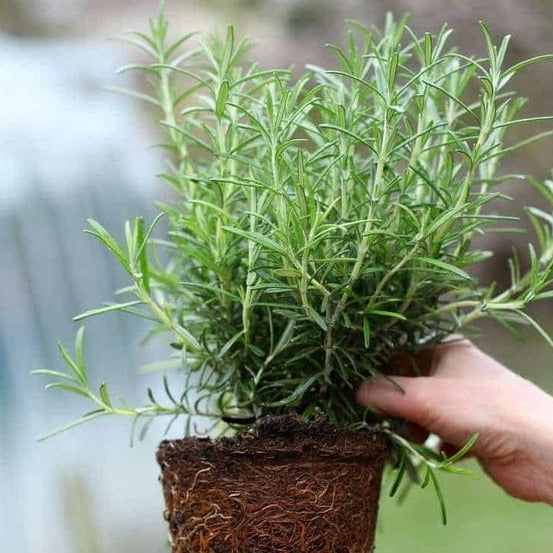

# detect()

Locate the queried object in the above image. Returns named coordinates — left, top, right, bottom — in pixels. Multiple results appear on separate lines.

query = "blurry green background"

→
left=1, top=1, right=552, bottom=552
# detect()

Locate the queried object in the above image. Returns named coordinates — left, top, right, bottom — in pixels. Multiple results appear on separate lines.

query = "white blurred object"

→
left=0, top=34, right=156, bottom=207
left=0, top=33, right=167, bottom=553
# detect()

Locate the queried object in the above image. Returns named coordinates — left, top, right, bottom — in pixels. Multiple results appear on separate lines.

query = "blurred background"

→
left=1, top=1, right=552, bottom=552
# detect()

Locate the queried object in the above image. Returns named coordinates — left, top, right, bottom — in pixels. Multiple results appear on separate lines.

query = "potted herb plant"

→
left=36, top=6, right=553, bottom=553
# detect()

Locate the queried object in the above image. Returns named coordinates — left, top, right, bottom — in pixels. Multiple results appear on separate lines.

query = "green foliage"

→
left=36, top=6, right=553, bottom=519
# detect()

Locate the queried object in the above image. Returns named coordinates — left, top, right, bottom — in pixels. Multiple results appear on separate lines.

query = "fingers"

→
left=356, top=376, right=442, bottom=431
left=356, top=373, right=490, bottom=448
left=356, top=340, right=525, bottom=453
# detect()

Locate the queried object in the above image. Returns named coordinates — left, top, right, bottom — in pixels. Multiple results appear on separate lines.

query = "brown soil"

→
left=157, top=414, right=389, bottom=553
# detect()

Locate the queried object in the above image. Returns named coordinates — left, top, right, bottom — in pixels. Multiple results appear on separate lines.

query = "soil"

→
left=157, top=414, right=389, bottom=553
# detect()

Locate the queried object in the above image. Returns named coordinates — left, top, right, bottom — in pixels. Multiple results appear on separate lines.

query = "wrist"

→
left=538, top=428, right=553, bottom=506
left=520, top=385, right=553, bottom=506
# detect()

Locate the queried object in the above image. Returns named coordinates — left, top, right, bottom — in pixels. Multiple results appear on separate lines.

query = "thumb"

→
left=356, top=376, right=442, bottom=431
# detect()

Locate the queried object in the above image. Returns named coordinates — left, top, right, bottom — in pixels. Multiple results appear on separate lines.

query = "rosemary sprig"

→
left=36, top=6, right=553, bottom=521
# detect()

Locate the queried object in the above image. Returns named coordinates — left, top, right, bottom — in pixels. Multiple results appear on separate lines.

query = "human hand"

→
left=356, top=339, right=553, bottom=505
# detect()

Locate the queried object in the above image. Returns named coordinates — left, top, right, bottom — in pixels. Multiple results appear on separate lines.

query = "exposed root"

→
left=157, top=414, right=388, bottom=553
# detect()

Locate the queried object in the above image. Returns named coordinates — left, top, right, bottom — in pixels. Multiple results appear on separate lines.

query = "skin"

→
left=356, top=339, right=553, bottom=506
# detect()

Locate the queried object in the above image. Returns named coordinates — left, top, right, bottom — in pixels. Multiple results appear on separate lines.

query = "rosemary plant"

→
left=36, top=8, right=553, bottom=520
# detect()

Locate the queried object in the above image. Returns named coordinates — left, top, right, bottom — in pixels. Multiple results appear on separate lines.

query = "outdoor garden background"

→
left=1, top=1, right=552, bottom=551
